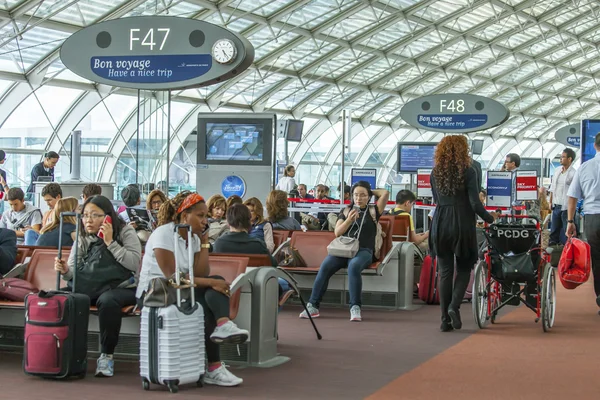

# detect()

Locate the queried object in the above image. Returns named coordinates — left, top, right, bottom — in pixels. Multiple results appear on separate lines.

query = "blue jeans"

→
left=549, top=206, right=567, bottom=245
left=24, top=229, right=40, bottom=245
left=309, top=248, right=373, bottom=309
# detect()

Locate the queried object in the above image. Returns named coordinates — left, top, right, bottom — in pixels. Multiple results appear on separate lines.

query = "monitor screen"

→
left=397, top=142, right=438, bottom=173
left=471, top=139, right=484, bottom=155
left=581, top=119, right=600, bottom=163
left=285, top=120, right=304, bottom=142
left=519, top=158, right=550, bottom=178
left=205, top=122, right=265, bottom=162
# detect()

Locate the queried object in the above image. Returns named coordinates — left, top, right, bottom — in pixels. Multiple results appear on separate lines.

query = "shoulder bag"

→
left=326, top=206, right=366, bottom=259
left=275, top=241, right=307, bottom=267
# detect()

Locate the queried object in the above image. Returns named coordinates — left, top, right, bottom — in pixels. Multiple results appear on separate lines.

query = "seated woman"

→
left=300, top=181, right=388, bottom=322
left=36, top=197, right=79, bottom=247
left=137, top=191, right=248, bottom=387
left=54, top=195, right=141, bottom=377
left=146, top=189, right=167, bottom=229
left=267, top=190, right=302, bottom=231
left=244, top=197, right=274, bottom=253
left=206, top=194, right=228, bottom=244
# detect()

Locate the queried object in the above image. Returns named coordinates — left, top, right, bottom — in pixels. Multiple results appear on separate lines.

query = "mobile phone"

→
left=98, top=215, right=112, bottom=239
left=300, top=224, right=308, bottom=232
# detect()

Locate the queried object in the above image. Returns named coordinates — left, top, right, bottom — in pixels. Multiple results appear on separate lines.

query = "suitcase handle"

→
left=57, top=212, right=81, bottom=291
left=173, top=224, right=195, bottom=307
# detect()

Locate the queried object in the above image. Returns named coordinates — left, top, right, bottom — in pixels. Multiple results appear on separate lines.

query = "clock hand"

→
left=222, top=50, right=228, bottom=57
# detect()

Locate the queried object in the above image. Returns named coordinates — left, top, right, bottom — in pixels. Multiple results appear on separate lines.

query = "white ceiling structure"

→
left=0, top=0, right=595, bottom=186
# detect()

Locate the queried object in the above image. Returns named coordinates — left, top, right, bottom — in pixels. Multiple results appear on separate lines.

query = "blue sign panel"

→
left=91, top=54, right=212, bottom=83
left=581, top=120, right=600, bottom=163
left=566, top=136, right=580, bottom=147
left=221, top=175, right=246, bottom=198
left=417, top=114, right=488, bottom=130
left=486, top=171, right=512, bottom=208
left=351, top=168, right=376, bottom=189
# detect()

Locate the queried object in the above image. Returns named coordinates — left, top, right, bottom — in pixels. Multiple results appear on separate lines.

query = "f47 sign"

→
left=515, top=170, right=538, bottom=201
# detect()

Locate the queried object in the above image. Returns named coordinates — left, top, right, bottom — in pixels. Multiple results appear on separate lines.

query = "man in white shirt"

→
left=549, top=148, right=577, bottom=245
left=567, top=133, right=600, bottom=311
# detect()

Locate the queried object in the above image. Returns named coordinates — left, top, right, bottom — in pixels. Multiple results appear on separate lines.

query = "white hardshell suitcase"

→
left=140, top=224, right=205, bottom=393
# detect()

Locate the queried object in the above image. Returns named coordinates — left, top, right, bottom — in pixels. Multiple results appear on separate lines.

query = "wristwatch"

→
left=201, top=243, right=210, bottom=249
left=567, top=220, right=574, bottom=223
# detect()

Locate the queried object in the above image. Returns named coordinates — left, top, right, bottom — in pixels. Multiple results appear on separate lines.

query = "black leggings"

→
left=437, top=255, right=472, bottom=323
left=93, top=288, right=137, bottom=355
left=195, top=275, right=231, bottom=364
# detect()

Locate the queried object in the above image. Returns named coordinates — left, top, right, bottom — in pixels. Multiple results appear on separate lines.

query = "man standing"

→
left=549, top=148, right=577, bottom=245
left=566, top=133, right=600, bottom=311
left=504, top=153, right=521, bottom=207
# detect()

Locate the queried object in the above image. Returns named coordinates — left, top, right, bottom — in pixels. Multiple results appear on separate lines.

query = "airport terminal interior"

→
left=0, top=0, right=599, bottom=399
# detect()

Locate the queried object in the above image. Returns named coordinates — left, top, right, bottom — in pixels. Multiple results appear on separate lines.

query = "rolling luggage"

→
left=418, top=255, right=439, bottom=304
left=418, top=255, right=474, bottom=305
left=140, top=224, right=205, bottom=393
left=23, top=212, right=90, bottom=379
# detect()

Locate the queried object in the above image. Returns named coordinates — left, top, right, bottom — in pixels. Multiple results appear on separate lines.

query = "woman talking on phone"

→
left=54, top=195, right=142, bottom=377
left=430, top=136, right=496, bottom=332
left=137, top=191, right=248, bottom=387
left=300, top=181, right=389, bottom=322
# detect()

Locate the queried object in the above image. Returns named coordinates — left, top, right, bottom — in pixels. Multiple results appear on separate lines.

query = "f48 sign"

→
left=400, top=94, right=510, bottom=134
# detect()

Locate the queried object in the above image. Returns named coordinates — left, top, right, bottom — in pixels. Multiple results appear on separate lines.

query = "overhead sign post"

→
left=555, top=123, right=580, bottom=148
left=486, top=171, right=512, bottom=208
left=400, top=94, right=510, bottom=133
left=515, top=170, right=538, bottom=201
left=351, top=168, right=376, bottom=190
left=60, top=16, right=255, bottom=90
left=416, top=169, right=432, bottom=198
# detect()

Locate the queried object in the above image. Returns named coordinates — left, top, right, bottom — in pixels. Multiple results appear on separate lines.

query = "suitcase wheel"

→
left=142, top=378, right=150, bottom=391
left=197, top=376, right=204, bottom=387
left=166, top=381, right=178, bottom=393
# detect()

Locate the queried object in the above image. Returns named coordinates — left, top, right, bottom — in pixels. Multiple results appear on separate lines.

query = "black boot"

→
left=448, top=308, right=462, bottom=330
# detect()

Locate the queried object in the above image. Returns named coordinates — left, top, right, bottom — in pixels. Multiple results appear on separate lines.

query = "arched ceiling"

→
left=0, top=0, right=595, bottom=184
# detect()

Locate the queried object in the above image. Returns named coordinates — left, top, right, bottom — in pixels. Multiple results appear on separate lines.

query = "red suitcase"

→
left=418, top=255, right=439, bottom=304
left=23, top=212, right=90, bottom=379
left=418, top=255, right=474, bottom=304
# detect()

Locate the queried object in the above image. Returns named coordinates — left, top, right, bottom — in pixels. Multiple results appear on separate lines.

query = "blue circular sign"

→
left=221, top=175, right=246, bottom=198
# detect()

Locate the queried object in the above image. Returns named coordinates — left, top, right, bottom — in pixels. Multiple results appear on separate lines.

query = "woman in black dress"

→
left=430, top=135, right=496, bottom=332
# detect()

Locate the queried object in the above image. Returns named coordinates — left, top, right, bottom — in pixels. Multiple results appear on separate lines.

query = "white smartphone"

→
left=300, top=224, right=308, bottom=232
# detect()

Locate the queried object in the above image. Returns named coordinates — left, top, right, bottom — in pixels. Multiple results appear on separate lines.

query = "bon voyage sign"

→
left=515, top=170, right=538, bottom=201
left=417, top=169, right=432, bottom=197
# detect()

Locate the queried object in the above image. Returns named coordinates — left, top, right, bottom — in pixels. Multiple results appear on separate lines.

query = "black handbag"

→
left=275, top=242, right=307, bottom=267
left=69, top=240, right=133, bottom=299
left=500, top=252, right=536, bottom=283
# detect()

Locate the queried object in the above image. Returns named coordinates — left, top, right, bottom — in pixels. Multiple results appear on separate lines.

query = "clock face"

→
left=212, top=39, right=237, bottom=64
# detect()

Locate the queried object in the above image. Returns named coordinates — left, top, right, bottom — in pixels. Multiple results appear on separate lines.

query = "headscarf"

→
left=177, top=193, right=205, bottom=214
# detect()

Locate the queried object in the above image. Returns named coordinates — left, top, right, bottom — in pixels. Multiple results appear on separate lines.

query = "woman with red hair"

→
left=430, top=136, right=496, bottom=332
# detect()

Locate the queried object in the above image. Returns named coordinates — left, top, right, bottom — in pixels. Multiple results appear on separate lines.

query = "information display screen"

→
left=205, top=122, right=265, bottom=162
left=285, top=120, right=304, bottom=142
left=197, top=114, right=273, bottom=166
left=397, top=142, right=437, bottom=173
left=471, top=139, right=484, bottom=155
left=581, top=120, right=600, bottom=163
left=519, top=158, right=549, bottom=178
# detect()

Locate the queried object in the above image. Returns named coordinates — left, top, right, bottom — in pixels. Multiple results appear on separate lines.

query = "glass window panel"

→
left=2, top=93, right=52, bottom=150
left=34, top=86, right=83, bottom=127
left=102, top=94, right=139, bottom=127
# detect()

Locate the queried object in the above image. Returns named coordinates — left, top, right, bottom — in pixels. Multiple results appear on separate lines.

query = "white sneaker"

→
left=299, top=303, right=320, bottom=319
left=210, top=321, right=249, bottom=344
left=350, top=305, right=362, bottom=322
left=203, top=363, right=243, bottom=387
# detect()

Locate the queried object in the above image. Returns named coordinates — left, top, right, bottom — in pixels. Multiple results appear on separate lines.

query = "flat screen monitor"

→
left=285, top=119, right=304, bottom=142
left=519, top=157, right=550, bottom=178
left=471, top=139, right=484, bottom=155
left=581, top=119, right=600, bottom=163
left=197, top=114, right=273, bottom=166
left=397, top=142, right=437, bottom=173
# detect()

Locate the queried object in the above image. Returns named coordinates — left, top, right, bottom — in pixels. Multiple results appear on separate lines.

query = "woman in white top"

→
left=275, top=164, right=296, bottom=194
left=137, top=191, right=248, bottom=387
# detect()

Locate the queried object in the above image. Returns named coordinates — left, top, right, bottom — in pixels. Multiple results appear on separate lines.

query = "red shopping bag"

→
left=557, top=238, right=591, bottom=289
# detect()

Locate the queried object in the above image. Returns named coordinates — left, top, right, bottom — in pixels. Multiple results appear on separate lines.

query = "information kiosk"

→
left=196, top=113, right=275, bottom=200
